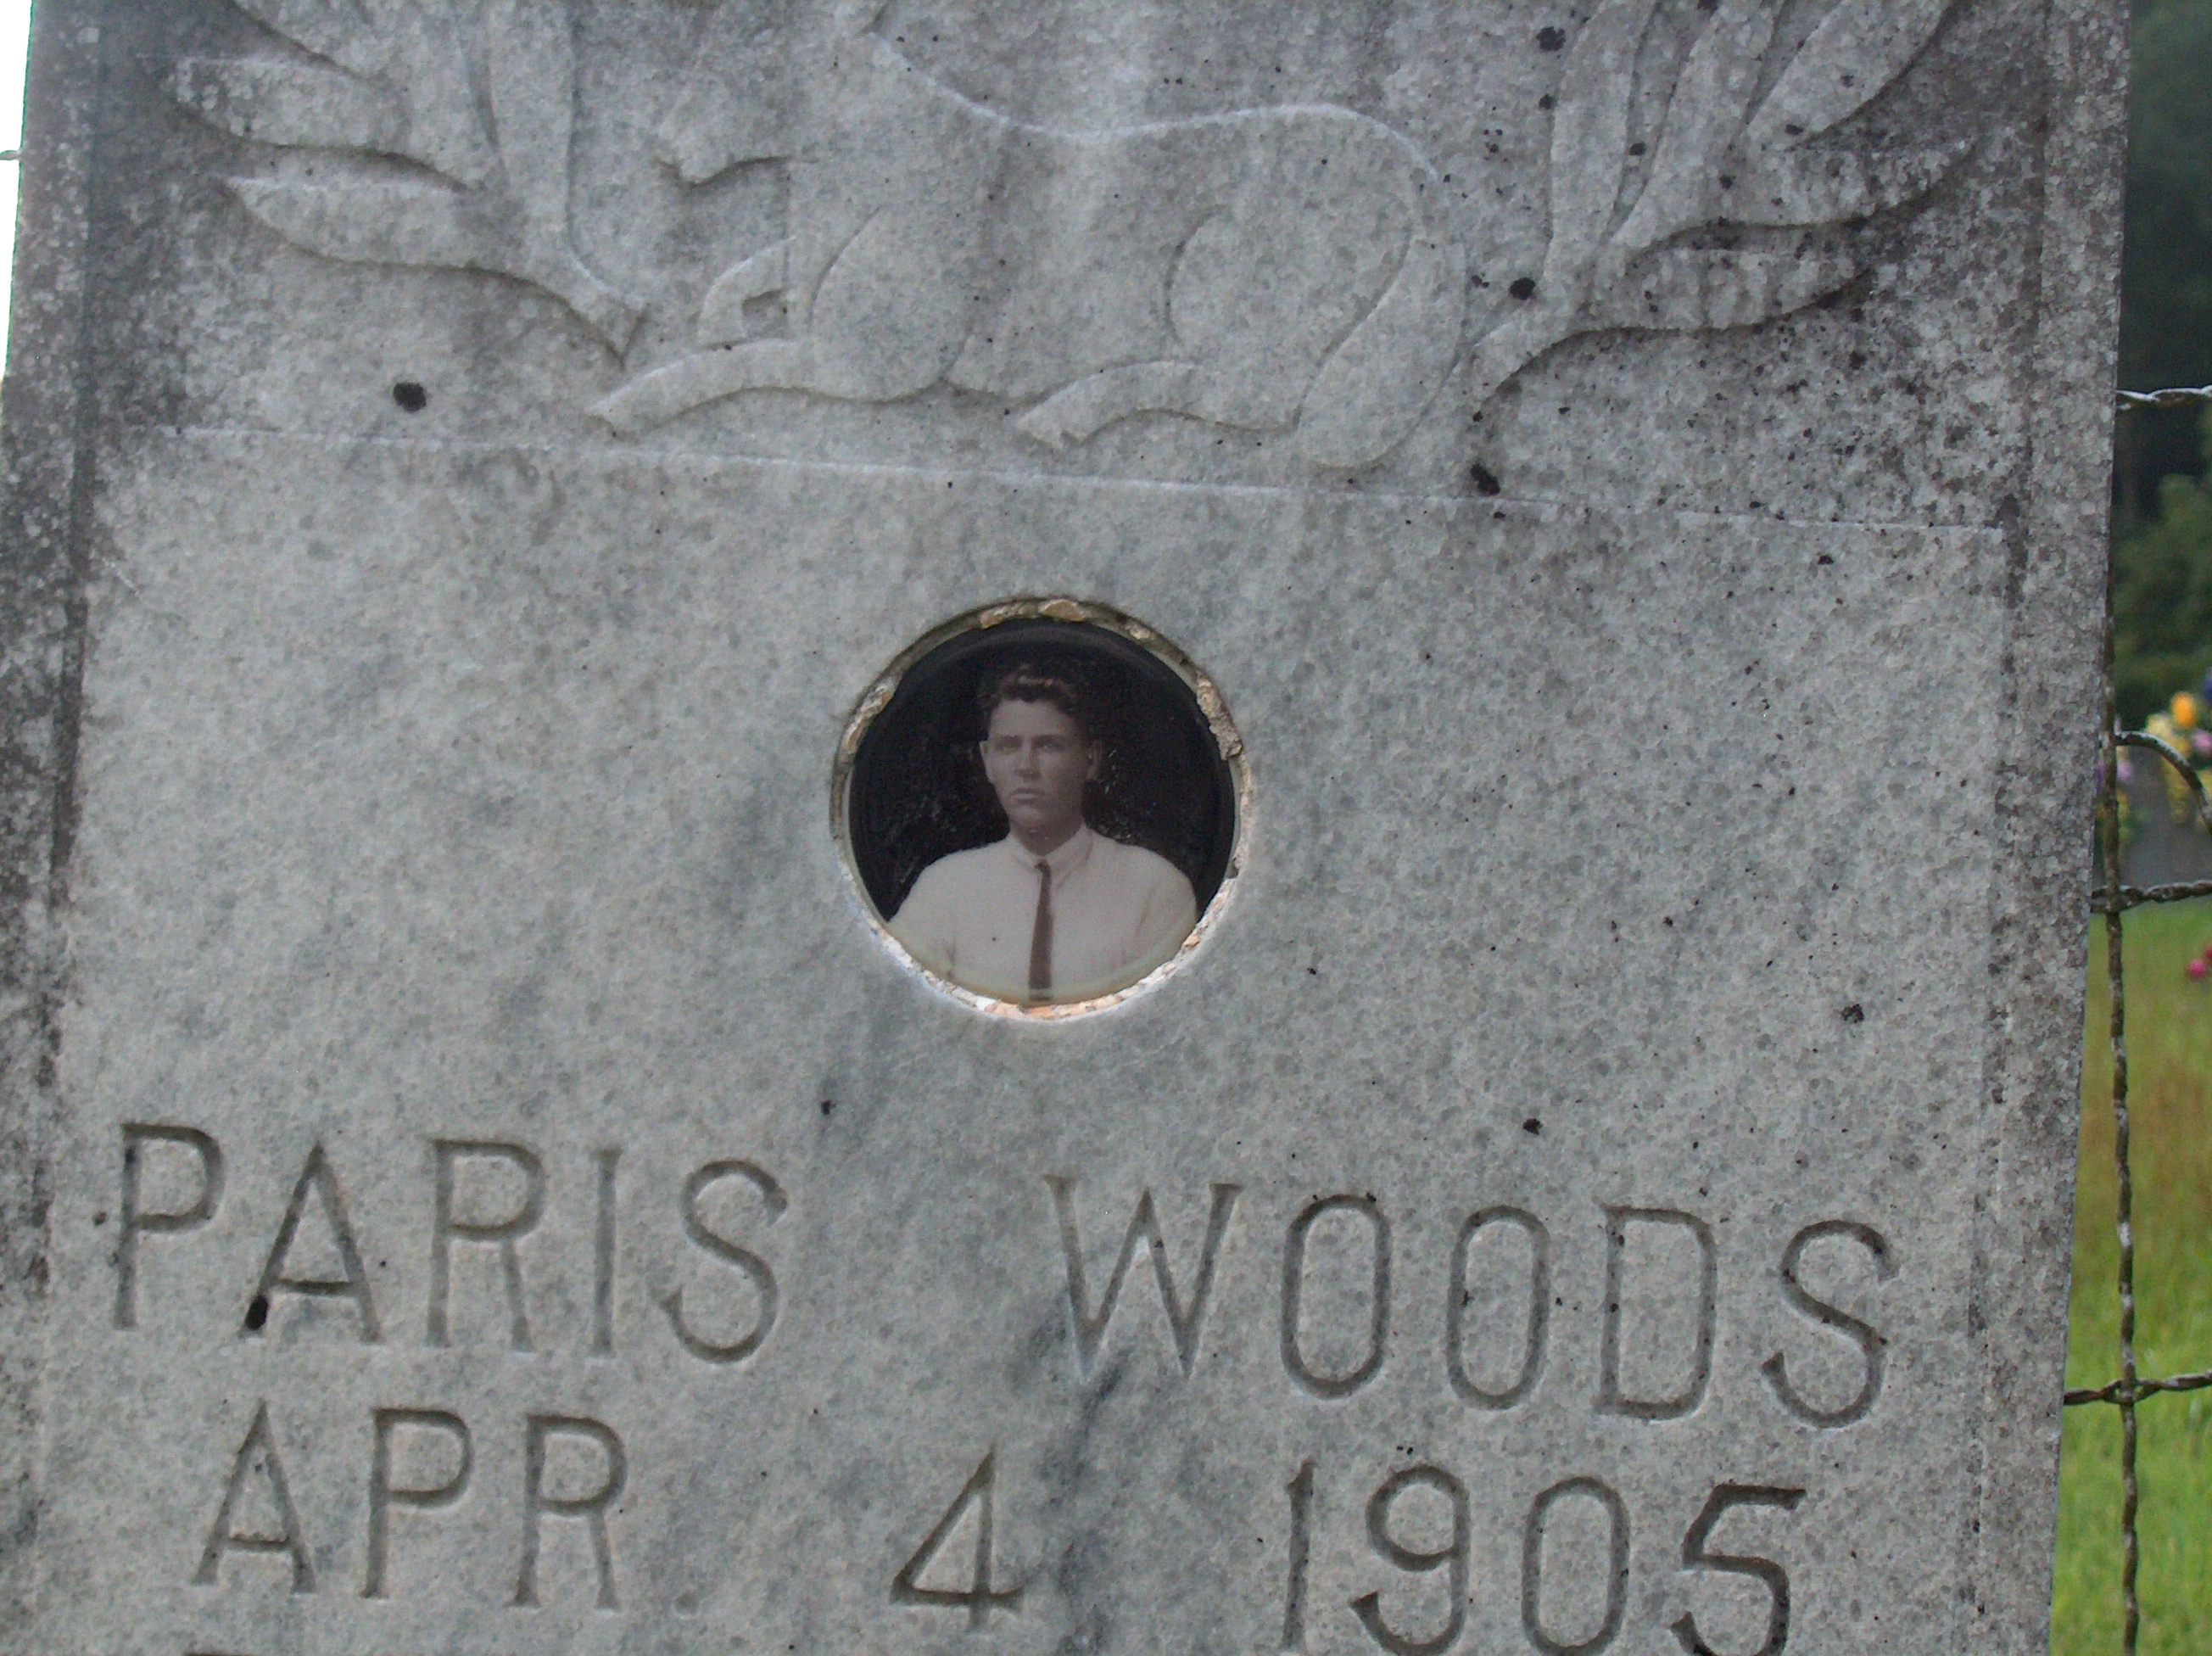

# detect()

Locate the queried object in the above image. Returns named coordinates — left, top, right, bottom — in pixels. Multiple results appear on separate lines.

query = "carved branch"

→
left=1473, top=0, right=1965, bottom=408
left=174, top=0, right=640, bottom=350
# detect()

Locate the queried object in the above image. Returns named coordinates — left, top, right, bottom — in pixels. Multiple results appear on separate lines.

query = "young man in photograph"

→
left=889, top=661, right=1198, bottom=1004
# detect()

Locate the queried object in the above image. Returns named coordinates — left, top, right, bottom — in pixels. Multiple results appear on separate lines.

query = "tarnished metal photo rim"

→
left=831, top=596, right=1252, bottom=1021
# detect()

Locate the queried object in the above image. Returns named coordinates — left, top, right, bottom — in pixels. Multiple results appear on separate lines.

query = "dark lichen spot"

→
left=1470, top=462, right=1503, bottom=496
left=392, top=381, right=429, bottom=412
left=1509, top=276, right=1538, bottom=300
left=1841, top=1003, right=1866, bottom=1024
left=1536, top=25, right=1567, bottom=49
left=1522, top=1117, right=1543, bottom=1135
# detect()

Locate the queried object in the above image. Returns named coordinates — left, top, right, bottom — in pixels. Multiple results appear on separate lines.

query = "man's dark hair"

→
left=977, top=660, right=1096, bottom=741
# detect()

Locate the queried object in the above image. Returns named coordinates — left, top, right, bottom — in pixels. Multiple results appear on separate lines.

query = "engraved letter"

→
left=195, top=1401, right=313, bottom=1592
left=1281, top=1194, right=1389, bottom=1399
left=662, top=1160, right=785, bottom=1364
left=516, top=1415, right=627, bottom=1610
left=1047, top=1178, right=1240, bottom=1379
left=243, top=1143, right=379, bottom=1342
left=591, top=1147, right=619, bottom=1357
left=427, top=1139, right=544, bottom=1350
left=1447, top=1206, right=1550, bottom=1410
left=1281, top=1460, right=1314, bottom=1651
left=1760, top=1220, right=1894, bottom=1428
left=364, top=1407, right=471, bottom=1599
left=1597, top=1206, right=1716, bottom=1421
left=1522, top=1477, right=1628, bottom=1656
left=116, top=1123, right=224, bottom=1329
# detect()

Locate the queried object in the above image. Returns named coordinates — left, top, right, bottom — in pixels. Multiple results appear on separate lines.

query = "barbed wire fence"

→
left=2069, top=383, right=2212, bottom=1656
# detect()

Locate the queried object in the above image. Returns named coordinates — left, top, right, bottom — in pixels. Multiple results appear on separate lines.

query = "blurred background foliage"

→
left=2059, top=14, right=2212, bottom=1653
left=2115, top=0, right=2212, bottom=724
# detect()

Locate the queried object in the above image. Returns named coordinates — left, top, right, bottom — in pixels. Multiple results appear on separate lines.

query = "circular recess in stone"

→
left=836, top=598, right=1247, bottom=1018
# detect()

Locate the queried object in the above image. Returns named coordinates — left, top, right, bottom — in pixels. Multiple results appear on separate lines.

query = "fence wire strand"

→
left=2061, top=383, right=2212, bottom=1655
left=2115, top=385, right=2212, bottom=411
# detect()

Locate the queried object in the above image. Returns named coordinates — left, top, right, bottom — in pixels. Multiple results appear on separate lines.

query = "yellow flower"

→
left=2176, top=691, right=2200, bottom=730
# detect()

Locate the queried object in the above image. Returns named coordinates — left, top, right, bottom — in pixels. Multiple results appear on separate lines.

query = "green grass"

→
left=2055, top=898, right=2212, bottom=1655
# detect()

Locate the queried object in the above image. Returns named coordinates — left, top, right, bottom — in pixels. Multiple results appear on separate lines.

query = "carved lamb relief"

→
left=602, top=1, right=1467, bottom=468
left=174, top=0, right=1969, bottom=469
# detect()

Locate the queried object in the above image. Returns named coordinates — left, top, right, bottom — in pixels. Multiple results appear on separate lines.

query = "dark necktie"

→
left=1028, top=859, right=1053, bottom=1002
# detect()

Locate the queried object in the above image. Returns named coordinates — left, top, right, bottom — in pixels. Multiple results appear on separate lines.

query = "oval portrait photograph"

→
left=841, top=606, right=1243, bottom=1011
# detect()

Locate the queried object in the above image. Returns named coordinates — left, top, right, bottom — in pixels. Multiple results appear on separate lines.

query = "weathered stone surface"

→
left=0, top=0, right=2122, bottom=1652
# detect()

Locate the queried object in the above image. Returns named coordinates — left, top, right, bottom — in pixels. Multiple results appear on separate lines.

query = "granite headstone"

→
left=0, top=0, right=2123, bottom=1652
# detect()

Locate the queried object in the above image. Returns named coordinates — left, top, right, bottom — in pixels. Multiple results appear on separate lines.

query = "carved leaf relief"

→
left=1724, top=143, right=1969, bottom=227
left=1610, top=0, right=1778, bottom=264
left=1591, top=246, right=1869, bottom=333
left=1542, top=0, right=1664, bottom=299
left=1741, top=0, right=1955, bottom=149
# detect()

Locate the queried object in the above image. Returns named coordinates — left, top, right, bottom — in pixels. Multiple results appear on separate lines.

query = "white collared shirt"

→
left=887, top=825, right=1198, bottom=1003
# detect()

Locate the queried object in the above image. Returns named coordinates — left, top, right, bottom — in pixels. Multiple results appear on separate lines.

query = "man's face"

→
left=981, top=698, right=1098, bottom=846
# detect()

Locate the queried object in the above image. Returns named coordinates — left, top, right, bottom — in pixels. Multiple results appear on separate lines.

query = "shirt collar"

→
left=998, top=823, right=1095, bottom=881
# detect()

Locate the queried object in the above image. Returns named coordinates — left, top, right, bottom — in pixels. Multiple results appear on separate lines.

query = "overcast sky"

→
left=2, top=2, right=42, bottom=349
